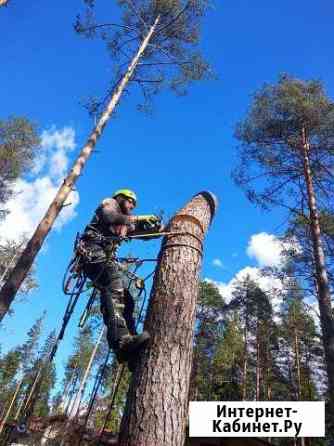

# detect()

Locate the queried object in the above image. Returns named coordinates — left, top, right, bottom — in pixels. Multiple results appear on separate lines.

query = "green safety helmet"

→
left=112, top=189, right=137, bottom=205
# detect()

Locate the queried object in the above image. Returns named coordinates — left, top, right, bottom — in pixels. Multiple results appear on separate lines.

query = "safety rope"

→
left=95, top=259, right=155, bottom=442
left=162, top=232, right=203, bottom=257
left=73, top=254, right=155, bottom=444
left=3, top=227, right=203, bottom=443
left=75, top=228, right=204, bottom=441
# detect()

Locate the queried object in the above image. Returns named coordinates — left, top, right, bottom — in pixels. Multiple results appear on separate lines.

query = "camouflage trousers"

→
left=82, top=244, right=136, bottom=349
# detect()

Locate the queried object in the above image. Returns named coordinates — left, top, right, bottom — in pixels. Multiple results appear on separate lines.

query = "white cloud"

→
left=0, top=126, right=79, bottom=243
left=247, top=232, right=300, bottom=268
left=205, top=266, right=284, bottom=312
left=41, top=127, right=76, bottom=152
left=32, top=127, right=76, bottom=179
left=212, top=258, right=224, bottom=268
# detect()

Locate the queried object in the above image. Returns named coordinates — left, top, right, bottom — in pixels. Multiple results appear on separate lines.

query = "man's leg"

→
left=123, top=288, right=137, bottom=336
left=83, top=259, right=126, bottom=347
left=86, top=260, right=150, bottom=365
left=104, top=262, right=150, bottom=362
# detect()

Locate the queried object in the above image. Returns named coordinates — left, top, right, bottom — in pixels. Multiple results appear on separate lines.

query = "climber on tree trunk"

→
left=80, top=189, right=162, bottom=370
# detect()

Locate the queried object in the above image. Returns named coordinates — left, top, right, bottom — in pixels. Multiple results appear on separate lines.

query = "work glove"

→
left=135, top=214, right=160, bottom=224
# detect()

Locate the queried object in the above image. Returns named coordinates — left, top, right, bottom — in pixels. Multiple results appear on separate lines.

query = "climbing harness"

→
left=1, top=224, right=204, bottom=444
left=68, top=225, right=204, bottom=441
left=76, top=256, right=154, bottom=445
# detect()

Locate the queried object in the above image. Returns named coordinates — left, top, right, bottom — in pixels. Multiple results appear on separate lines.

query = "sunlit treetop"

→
left=233, top=74, right=334, bottom=214
left=75, top=0, right=214, bottom=113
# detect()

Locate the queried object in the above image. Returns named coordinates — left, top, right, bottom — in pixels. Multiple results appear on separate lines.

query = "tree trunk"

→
left=256, top=322, right=260, bottom=401
left=242, top=325, right=248, bottom=400
left=14, top=393, right=25, bottom=421
left=118, top=191, right=217, bottom=446
left=188, top=348, right=199, bottom=402
left=267, top=378, right=272, bottom=401
left=301, top=129, right=334, bottom=415
left=292, top=305, right=302, bottom=401
left=0, top=378, right=23, bottom=434
left=68, top=327, right=104, bottom=420
left=294, top=327, right=306, bottom=446
left=0, top=15, right=161, bottom=322
left=294, top=327, right=301, bottom=400
left=64, top=374, right=79, bottom=416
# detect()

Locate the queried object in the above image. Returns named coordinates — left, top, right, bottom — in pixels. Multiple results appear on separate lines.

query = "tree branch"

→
left=155, top=1, right=191, bottom=35
left=138, top=60, right=192, bottom=67
left=124, top=0, right=149, bottom=30
left=132, top=78, right=164, bottom=83
left=79, top=22, right=137, bottom=33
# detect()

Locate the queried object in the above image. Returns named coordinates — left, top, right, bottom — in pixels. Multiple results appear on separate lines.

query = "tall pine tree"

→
left=233, top=74, right=334, bottom=424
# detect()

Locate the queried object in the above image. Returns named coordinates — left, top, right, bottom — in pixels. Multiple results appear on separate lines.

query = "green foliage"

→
left=0, top=240, right=37, bottom=298
left=19, top=313, right=45, bottom=374
left=0, top=116, right=40, bottom=213
left=0, top=314, right=48, bottom=421
left=237, top=75, right=334, bottom=143
left=93, top=361, right=131, bottom=432
left=0, top=116, right=40, bottom=297
left=30, top=330, right=57, bottom=417
left=60, top=325, right=97, bottom=415
left=233, top=76, right=334, bottom=433
left=75, top=0, right=213, bottom=114
left=190, top=281, right=225, bottom=400
left=0, top=348, right=21, bottom=391
left=233, top=74, right=334, bottom=212
left=210, top=314, right=244, bottom=400
left=227, top=276, right=277, bottom=400
left=279, top=292, right=323, bottom=401
left=190, top=274, right=323, bottom=413
left=0, top=348, right=22, bottom=415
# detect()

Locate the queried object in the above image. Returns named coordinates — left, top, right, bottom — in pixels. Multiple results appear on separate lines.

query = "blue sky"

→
left=1, top=0, right=334, bottom=387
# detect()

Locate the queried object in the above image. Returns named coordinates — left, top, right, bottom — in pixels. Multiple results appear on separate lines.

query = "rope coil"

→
left=162, top=231, right=204, bottom=257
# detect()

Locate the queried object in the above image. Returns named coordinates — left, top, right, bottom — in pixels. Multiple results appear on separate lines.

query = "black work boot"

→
left=115, top=331, right=150, bottom=366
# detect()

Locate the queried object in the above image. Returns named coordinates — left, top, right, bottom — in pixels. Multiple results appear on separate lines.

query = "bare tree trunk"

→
left=0, top=15, right=161, bottom=322
left=64, top=374, right=79, bottom=416
left=256, top=322, right=260, bottom=401
left=68, top=327, right=104, bottom=420
left=20, top=368, right=42, bottom=422
left=294, top=326, right=306, bottom=446
left=119, top=191, right=217, bottom=446
left=267, top=378, right=272, bottom=401
left=242, top=324, right=248, bottom=400
left=292, top=304, right=302, bottom=402
left=0, top=378, right=23, bottom=434
left=294, top=327, right=302, bottom=400
left=59, top=368, right=77, bottom=414
left=301, top=128, right=334, bottom=416
left=14, top=393, right=25, bottom=421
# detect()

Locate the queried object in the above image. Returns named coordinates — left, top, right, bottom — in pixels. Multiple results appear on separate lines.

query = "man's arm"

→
left=100, top=198, right=135, bottom=226
left=100, top=199, right=161, bottom=237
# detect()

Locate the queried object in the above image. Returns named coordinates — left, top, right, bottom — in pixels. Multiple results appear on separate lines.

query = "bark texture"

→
left=301, top=130, right=334, bottom=415
left=119, top=191, right=217, bottom=446
left=0, top=16, right=160, bottom=321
